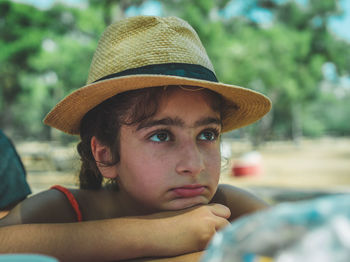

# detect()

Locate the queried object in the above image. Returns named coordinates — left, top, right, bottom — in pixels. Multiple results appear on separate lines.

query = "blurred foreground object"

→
left=0, top=130, right=31, bottom=211
left=202, top=194, right=350, bottom=262
left=0, top=254, right=58, bottom=262
left=232, top=151, right=262, bottom=177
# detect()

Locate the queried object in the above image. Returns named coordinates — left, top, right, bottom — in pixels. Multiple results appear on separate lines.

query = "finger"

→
left=209, top=204, right=231, bottom=219
left=214, top=216, right=230, bottom=231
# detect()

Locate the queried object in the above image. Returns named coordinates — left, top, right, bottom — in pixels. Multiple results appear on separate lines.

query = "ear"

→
left=91, top=136, right=118, bottom=179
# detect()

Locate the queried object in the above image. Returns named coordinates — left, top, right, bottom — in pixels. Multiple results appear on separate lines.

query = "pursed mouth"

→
left=172, top=185, right=206, bottom=198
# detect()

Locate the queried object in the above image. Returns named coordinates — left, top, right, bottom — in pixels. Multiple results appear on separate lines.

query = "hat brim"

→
left=43, top=75, right=271, bottom=135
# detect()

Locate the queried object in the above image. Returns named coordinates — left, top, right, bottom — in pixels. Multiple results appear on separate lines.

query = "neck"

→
left=112, top=189, right=158, bottom=217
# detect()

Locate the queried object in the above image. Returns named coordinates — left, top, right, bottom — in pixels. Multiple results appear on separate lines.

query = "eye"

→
left=149, top=130, right=171, bottom=142
left=198, top=129, right=219, bottom=141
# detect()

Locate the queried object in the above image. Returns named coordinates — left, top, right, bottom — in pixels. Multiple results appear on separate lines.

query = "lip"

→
left=172, top=185, right=206, bottom=198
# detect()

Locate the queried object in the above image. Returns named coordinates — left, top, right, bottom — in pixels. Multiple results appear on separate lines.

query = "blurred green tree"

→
left=1, top=0, right=349, bottom=142
left=256, top=0, right=350, bottom=141
left=0, top=1, right=104, bottom=139
left=162, top=0, right=350, bottom=144
left=0, top=1, right=52, bottom=135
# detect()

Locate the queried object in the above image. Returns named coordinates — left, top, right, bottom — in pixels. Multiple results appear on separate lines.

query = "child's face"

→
left=116, top=88, right=222, bottom=212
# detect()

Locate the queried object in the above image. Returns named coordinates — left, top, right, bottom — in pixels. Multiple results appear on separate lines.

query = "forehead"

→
left=132, top=87, right=222, bottom=131
left=135, top=87, right=221, bottom=129
left=121, top=85, right=222, bottom=128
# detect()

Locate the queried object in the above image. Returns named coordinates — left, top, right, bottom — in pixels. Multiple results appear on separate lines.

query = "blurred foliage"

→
left=0, top=0, right=349, bottom=144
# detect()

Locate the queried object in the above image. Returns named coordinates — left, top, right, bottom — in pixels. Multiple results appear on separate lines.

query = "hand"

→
left=144, top=204, right=231, bottom=256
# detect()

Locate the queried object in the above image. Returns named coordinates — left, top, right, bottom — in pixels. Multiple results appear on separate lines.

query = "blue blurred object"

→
left=0, top=254, right=58, bottom=262
left=0, top=130, right=31, bottom=209
left=202, top=194, right=350, bottom=262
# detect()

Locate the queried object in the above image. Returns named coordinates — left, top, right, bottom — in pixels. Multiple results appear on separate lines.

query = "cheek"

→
left=118, top=158, right=169, bottom=203
left=120, top=148, right=170, bottom=186
left=203, top=145, right=221, bottom=178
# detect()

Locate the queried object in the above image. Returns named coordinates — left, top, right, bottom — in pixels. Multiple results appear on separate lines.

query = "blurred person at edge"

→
left=0, top=130, right=31, bottom=218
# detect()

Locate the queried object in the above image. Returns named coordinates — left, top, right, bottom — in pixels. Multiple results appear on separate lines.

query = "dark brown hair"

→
left=77, top=86, right=224, bottom=190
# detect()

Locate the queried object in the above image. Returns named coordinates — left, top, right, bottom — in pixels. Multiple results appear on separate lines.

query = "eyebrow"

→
left=136, top=116, right=221, bottom=130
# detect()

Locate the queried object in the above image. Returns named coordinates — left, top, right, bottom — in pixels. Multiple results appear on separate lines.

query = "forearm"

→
left=125, top=251, right=205, bottom=262
left=0, top=218, right=169, bottom=262
left=212, top=184, right=270, bottom=222
left=0, top=204, right=229, bottom=261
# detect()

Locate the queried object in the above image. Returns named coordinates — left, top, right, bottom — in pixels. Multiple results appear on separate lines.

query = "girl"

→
left=0, top=16, right=271, bottom=261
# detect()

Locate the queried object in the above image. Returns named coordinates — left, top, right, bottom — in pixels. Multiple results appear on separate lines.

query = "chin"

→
left=166, top=196, right=209, bottom=210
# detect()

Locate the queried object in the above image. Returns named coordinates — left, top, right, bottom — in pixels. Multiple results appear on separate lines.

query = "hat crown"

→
left=87, top=16, right=215, bottom=84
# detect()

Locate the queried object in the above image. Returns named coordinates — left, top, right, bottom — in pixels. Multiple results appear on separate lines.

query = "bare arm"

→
left=0, top=217, right=153, bottom=262
left=0, top=203, right=230, bottom=261
left=125, top=251, right=205, bottom=262
left=212, top=184, right=269, bottom=221
left=147, top=184, right=270, bottom=262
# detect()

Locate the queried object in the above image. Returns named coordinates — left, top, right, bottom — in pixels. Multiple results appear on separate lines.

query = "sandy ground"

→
left=220, top=137, right=350, bottom=190
left=16, top=137, right=350, bottom=202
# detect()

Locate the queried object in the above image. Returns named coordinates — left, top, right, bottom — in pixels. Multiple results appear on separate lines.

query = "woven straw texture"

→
left=87, top=16, right=215, bottom=84
left=44, top=16, right=271, bottom=135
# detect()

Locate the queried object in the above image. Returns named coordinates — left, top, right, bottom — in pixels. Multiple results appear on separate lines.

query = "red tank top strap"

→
left=51, top=185, right=83, bottom=222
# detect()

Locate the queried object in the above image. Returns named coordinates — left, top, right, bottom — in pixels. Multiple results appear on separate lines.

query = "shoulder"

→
left=70, top=188, right=121, bottom=220
left=211, top=184, right=269, bottom=221
left=0, top=187, right=122, bottom=227
left=0, top=188, right=81, bottom=226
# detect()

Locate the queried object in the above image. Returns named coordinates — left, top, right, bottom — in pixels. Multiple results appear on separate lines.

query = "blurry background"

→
left=1, top=0, right=349, bottom=203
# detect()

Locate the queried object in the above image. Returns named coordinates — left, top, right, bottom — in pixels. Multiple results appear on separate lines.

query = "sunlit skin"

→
left=0, top=89, right=269, bottom=262
left=112, top=89, right=222, bottom=213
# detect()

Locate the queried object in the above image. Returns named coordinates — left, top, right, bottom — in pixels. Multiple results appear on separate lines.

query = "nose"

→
left=175, top=140, right=205, bottom=176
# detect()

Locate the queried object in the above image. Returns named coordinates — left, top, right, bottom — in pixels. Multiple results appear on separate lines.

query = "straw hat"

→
left=44, top=16, right=271, bottom=135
